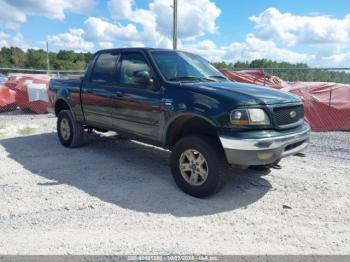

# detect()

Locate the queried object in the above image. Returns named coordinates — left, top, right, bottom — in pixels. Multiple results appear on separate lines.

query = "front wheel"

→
left=57, top=110, right=84, bottom=148
left=170, top=136, right=227, bottom=198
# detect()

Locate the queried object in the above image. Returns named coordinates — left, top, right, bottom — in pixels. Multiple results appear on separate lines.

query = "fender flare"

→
left=53, top=95, right=73, bottom=117
left=163, top=112, right=217, bottom=145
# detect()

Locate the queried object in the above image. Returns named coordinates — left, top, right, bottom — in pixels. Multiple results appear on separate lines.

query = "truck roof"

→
left=94, top=47, right=175, bottom=55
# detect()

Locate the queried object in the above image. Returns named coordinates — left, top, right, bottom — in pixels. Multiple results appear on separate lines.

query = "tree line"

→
left=212, top=59, right=350, bottom=84
left=1, top=47, right=349, bottom=83
left=0, top=47, right=91, bottom=70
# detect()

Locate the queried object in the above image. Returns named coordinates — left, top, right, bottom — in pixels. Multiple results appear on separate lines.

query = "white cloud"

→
left=0, top=31, right=9, bottom=47
left=223, top=34, right=312, bottom=63
left=318, top=52, right=350, bottom=67
left=0, top=31, right=10, bottom=39
left=11, top=33, right=32, bottom=50
left=98, top=40, right=144, bottom=49
left=84, top=16, right=171, bottom=49
left=98, top=41, right=114, bottom=49
left=250, top=8, right=350, bottom=46
left=0, top=0, right=27, bottom=30
left=127, top=41, right=145, bottom=47
left=0, top=0, right=96, bottom=30
left=47, top=28, right=94, bottom=52
left=84, top=17, right=139, bottom=42
left=2, top=0, right=221, bottom=55
left=11, top=0, right=95, bottom=19
left=0, top=39, right=7, bottom=47
left=106, top=0, right=221, bottom=45
left=108, top=0, right=134, bottom=19
left=181, top=35, right=313, bottom=64
left=149, top=0, right=221, bottom=39
left=154, top=37, right=173, bottom=49
left=3, top=1, right=350, bottom=67
left=0, top=32, right=32, bottom=50
left=182, top=40, right=225, bottom=62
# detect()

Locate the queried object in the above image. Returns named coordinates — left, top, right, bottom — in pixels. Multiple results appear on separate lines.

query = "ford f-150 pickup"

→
left=49, top=48, right=310, bottom=197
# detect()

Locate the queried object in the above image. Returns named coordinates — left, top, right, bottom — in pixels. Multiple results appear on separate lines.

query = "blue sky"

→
left=1, top=0, right=350, bottom=67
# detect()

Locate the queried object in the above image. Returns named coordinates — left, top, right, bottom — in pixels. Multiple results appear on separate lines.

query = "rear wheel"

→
left=170, top=136, right=227, bottom=198
left=57, top=110, right=84, bottom=147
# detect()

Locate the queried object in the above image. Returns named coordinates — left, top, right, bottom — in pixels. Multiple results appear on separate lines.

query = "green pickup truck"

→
left=49, top=48, right=310, bottom=197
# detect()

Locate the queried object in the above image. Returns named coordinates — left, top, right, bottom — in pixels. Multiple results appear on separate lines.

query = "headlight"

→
left=230, top=108, right=270, bottom=126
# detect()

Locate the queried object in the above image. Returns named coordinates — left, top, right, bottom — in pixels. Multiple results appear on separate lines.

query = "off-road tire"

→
left=170, top=136, right=227, bottom=198
left=57, top=110, right=84, bottom=148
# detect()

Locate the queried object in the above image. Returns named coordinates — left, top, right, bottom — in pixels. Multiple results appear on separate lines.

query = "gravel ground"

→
left=0, top=112, right=349, bottom=254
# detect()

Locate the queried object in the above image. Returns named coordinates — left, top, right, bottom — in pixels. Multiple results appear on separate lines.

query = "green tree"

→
left=10, top=47, right=26, bottom=68
left=25, top=49, right=47, bottom=69
left=0, top=47, right=12, bottom=67
left=214, top=58, right=350, bottom=84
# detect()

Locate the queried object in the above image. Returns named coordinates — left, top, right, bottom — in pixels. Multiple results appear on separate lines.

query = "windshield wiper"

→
left=169, top=76, right=216, bottom=82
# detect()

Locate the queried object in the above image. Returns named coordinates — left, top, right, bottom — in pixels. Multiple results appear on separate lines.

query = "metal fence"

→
left=0, top=68, right=85, bottom=80
left=231, top=67, right=350, bottom=85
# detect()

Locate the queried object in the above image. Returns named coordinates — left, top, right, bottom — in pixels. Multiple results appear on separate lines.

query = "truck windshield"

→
left=150, top=51, right=228, bottom=82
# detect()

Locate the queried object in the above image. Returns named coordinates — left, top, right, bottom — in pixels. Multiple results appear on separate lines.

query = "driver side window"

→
left=119, top=52, right=151, bottom=86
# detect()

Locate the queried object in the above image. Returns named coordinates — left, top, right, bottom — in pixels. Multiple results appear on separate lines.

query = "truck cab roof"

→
left=94, top=47, right=176, bottom=55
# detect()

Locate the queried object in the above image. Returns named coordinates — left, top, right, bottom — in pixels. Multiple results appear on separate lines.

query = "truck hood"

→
left=182, top=81, right=300, bottom=106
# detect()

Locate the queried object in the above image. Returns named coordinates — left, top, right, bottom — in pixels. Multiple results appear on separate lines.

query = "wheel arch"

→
left=164, top=113, right=219, bottom=149
left=54, top=98, right=72, bottom=116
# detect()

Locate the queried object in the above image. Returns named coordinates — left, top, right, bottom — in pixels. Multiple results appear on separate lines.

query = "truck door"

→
left=81, top=51, right=120, bottom=129
left=109, top=51, right=165, bottom=142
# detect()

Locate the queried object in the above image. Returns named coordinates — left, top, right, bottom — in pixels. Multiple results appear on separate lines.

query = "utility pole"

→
left=172, top=0, right=178, bottom=50
left=46, top=41, right=50, bottom=74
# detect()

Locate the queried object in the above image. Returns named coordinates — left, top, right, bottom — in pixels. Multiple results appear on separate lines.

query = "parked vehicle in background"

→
left=49, top=48, right=310, bottom=197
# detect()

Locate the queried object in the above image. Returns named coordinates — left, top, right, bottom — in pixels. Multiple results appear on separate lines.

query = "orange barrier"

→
left=219, top=69, right=287, bottom=89
left=0, top=85, right=16, bottom=111
left=282, top=82, right=350, bottom=131
left=3, top=74, right=50, bottom=114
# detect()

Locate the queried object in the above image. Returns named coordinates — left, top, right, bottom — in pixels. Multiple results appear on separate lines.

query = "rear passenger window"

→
left=90, top=53, right=119, bottom=83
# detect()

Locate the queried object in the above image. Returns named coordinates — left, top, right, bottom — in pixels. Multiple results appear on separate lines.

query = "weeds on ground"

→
left=18, top=126, right=35, bottom=136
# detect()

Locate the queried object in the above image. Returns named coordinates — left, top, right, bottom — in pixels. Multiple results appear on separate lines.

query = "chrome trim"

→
left=219, top=125, right=310, bottom=151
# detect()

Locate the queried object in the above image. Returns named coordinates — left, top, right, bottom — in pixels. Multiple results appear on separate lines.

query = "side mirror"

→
left=133, top=70, right=154, bottom=86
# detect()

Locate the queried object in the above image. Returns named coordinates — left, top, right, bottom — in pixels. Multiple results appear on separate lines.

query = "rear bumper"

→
left=219, top=123, right=310, bottom=166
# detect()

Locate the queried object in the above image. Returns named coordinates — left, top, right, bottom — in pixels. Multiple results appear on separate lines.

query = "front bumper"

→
left=219, top=123, right=310, bottom=166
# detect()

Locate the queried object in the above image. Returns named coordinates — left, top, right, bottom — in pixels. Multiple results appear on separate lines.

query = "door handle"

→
left=115, top=91, right=124, bottom=97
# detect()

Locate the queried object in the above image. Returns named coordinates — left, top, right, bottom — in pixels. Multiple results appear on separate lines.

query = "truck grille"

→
left=273, top=105, right=304, bottom=127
